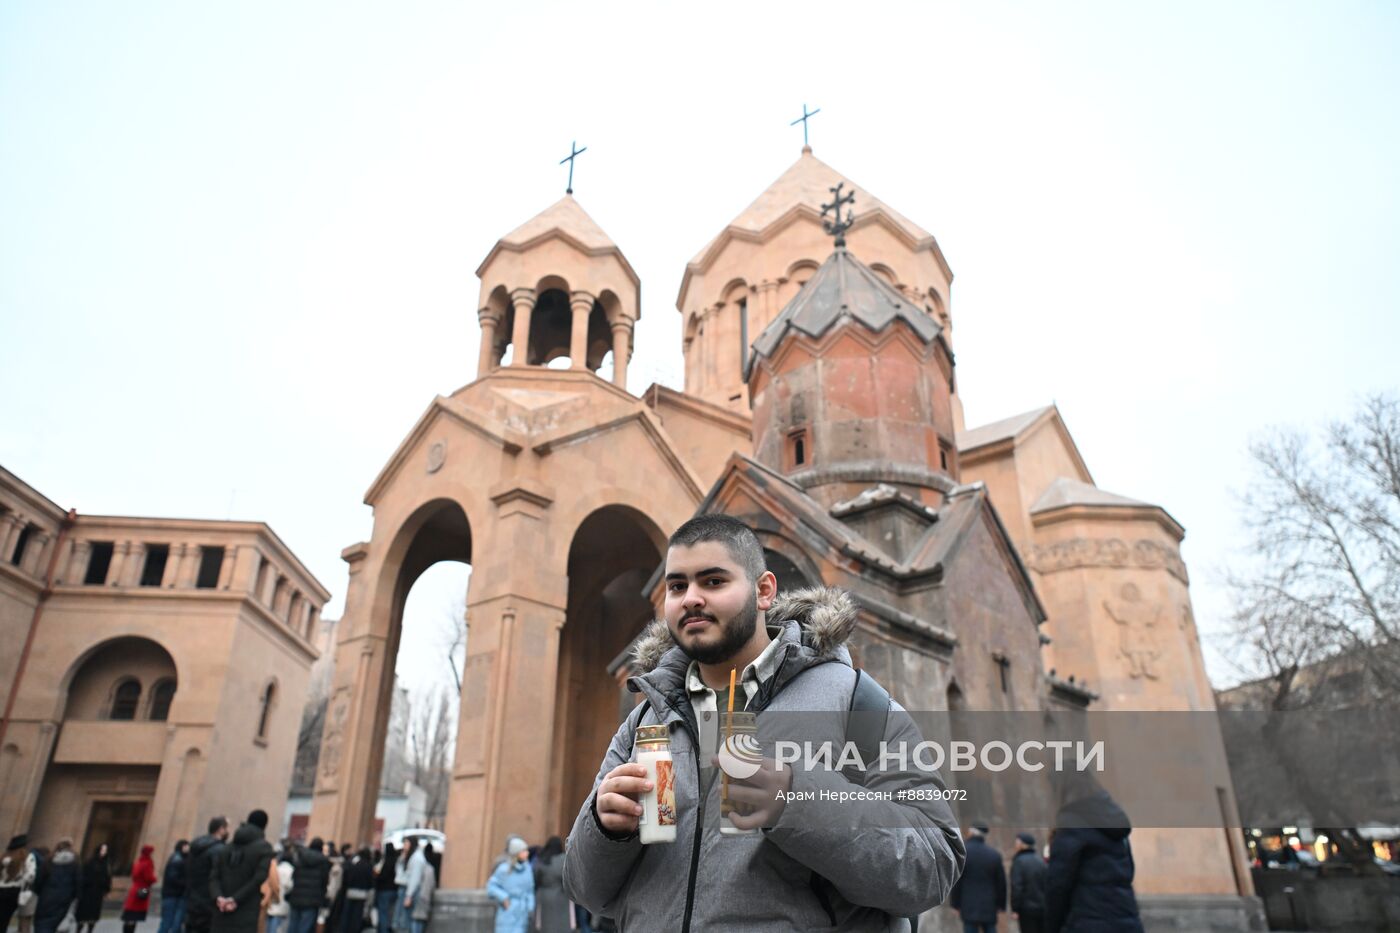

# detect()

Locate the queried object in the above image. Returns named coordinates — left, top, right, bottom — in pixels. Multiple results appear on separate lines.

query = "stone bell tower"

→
left=474, top=193, right=638, bottom=382
left=307, top=192, right=703, bottom=904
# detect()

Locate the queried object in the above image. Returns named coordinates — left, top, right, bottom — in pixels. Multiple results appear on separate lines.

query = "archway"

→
left=31, top=637, right=179, bottom=873
left=550, top=505, right=664, bottom=835
left=363, top=500, right=472, bottom=843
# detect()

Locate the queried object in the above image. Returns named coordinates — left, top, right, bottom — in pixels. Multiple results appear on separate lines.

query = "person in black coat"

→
left=75, top=844, right=111, bottom=933
left=186, top=817, right=230, bottom=933
left=338, top=850, right=373, bottom=933
left=285, top=838, right=331, bottom=933
left=34, top=839, right=82, bottom=933
left=948, top=825, right=1005, bottom=933
left=210, top=811, right=275, bottom=933
left=1010, top=833, right=1048, bottom=933
left=1044, top=783, right=1144, bottom=933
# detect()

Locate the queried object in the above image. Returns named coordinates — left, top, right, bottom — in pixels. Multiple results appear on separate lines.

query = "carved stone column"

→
left=477, top=309, right=502, bottom=378
left=164, top=543, right=187, bottom=588
left=66, top=539, right=91, bottom=584
left=508, top=288, right=536, bottom=367
left=569, top=292, right=594, bottom=370
left=0, top=513, right=22, bottom=564
left=108, top=541, right=130, bottom=587
left=22, top=530, right=50, bottom=577
left=218, top=544, right=238, bottom=590
left=610, top=319, right=632, bottom=389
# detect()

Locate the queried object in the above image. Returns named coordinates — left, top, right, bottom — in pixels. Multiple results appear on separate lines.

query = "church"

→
left=305, top=143, right=1260, bottom=930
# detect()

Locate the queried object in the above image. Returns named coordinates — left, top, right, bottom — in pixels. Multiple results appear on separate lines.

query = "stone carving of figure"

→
left=1103, top=582, right=1162, bottom=680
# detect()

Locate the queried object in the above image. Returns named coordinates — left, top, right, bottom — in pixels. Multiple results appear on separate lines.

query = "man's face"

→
left=664, top=540, right=774, bottom=665
left=217, top=825, right=229, bottom=841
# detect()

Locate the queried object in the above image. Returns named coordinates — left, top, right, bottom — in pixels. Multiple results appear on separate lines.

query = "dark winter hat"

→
left=1016, top=832, right=1036, bottom=847
left=973, top=823, right=990, bottom=834
left=6, top=835, right=27, bottom=850
left=248, top=810, right=269, bottom=829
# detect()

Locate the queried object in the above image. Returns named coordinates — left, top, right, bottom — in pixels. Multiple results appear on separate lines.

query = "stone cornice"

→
left=678, top=204, right=953, bottom=313
left=1030, top=503, right=1186, bottom=542
left=642, top=383, right=753, bottom=438
left=476, top=229, right=642, bottom=294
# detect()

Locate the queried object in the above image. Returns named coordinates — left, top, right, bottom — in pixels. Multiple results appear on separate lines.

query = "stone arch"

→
left=551, top=503, right=666, bottom=835
left=720, top=277, right=750, bottom=307
left=351, top=498, right=473, bottom=837
left=869, top=263, right=899, bottom=287
left=483, top=285, right=512, bottom=369
left=60, top=636, right=179, bottom=722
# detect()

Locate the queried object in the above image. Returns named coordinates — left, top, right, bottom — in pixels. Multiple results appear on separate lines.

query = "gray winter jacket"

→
left=563, top=586, right=966, bottom=932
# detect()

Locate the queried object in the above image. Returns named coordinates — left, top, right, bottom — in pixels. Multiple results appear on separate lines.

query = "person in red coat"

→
left=121, top=846, right=158, bottom=933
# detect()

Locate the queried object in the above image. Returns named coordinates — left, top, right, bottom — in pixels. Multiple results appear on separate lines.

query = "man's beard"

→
left=676, top=591, right=759, bottom=665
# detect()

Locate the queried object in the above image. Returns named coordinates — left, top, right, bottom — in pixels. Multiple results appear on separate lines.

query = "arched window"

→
left=110, top=680, right=142, bottom=720
left=148, top=679, right=177, bottom=721
left=256, top=681, right=276, bottom=742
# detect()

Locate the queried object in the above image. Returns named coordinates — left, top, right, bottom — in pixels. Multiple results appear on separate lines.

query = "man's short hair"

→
left=247, top=809, right=268, bottom=829
left=208, top=816, right=228, bottom=834
left=669, top=515, right=766, bottom=582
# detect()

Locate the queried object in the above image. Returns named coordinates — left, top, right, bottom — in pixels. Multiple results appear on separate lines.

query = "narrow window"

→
left=110, top=680, right=142, bottom=720
left=786, top=427, right=810, bottom=471
left=257, top=682, right=276, bottom=741
left=139, top=545, right=169, bottom=587
left=85, top=542, right=114, bottom=585
left=994, top=654, right=1011, bottom=693
left=148, top=680, right=176, bottom=721
left=940, top=448, right=948, bottom=471
left=196, top=546, right=224, bottom=589
left=738, top=298, right=748, bottom=376
left=10, top=525, right=34, bottom=566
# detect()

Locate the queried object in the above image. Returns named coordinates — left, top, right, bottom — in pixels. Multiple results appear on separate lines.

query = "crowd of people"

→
left=0, top=815, right=439, bottom=933
left=949, top=821, right=1144, bottom=933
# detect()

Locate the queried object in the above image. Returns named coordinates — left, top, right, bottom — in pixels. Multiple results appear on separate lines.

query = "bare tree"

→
left=1227, top=393, right=1400, bottom=704
left=439, top=595, right=468, bottom=697
left=406, top=684, right=456, bottom=828
left=1225, top=393, right=1400, bottom=870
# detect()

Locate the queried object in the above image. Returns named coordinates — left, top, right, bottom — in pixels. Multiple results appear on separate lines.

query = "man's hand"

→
left=595, top=763, right=653, bottom=835
left=715, top=755, right=794, bottom=830
left=501, top=898, right=510, bottom=911
left=216, top=897, right=235, bottom=913
left=403, top=896, right=412, bottom=909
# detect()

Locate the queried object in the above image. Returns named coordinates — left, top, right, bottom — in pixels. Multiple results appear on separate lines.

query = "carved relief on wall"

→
left=1102, top=583, right=1163, bottom=680
left=1028, top=537, right=1188, bottom=584
left=319, top=688, right=352, bottom=788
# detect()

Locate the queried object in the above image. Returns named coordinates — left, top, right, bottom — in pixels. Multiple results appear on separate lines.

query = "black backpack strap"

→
left=844, top=669, right=891, bottom=782
left=842, top=670, right=919, bottom=933
left=623, top=698, right=652, bottom=759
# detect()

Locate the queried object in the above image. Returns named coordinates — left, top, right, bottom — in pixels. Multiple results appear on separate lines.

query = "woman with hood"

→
left=1, top=835, right=39, bottom=933
left=484, top=836, right=533, bottom=933
left=370, top=843, right=396, bottom=932
left=1043, top=771, right=1145, bottom=933
left=75, top=844, right=112, bottom=933
left=34, top=839, right=81, bottom=933
left=531, top=837, right=569, bottom=933
left=121, top=845, right=159, bottom=933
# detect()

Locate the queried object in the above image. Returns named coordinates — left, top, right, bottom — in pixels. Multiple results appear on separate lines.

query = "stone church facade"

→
left=307, top=147, right=1259, bottom=929
left=0, top=466, right=329, bottom=872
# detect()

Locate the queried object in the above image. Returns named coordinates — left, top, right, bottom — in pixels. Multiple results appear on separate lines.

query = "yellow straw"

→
left=723, top=667, right=737, bottom=806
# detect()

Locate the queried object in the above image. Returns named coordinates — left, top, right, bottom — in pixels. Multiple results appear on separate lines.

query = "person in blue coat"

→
left=485, top=837, right=534, bottom=933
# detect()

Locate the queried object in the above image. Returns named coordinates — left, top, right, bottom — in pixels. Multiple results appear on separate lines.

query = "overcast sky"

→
left=2, top=1, right=1396, bottom=695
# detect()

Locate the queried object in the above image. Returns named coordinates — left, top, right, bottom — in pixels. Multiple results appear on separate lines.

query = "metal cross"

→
left=790, top=104, right=820, bottom=148
left=820, top=181, right=856, bottom=246
left=560, top=141, right=587, bottom=194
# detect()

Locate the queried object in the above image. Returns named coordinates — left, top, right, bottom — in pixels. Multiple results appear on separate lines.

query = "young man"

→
left=949, top=824, right=1005, bottom=933
left=564, top=515, right=965, bottom=931
left=185, top=818, right=230, bottom=933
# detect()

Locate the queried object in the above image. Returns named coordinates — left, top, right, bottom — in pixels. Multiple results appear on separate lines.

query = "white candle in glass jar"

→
left=636, top=724, right=677, bottom=844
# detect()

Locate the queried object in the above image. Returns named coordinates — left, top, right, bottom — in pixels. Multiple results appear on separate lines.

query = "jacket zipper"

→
left=646, top=686, right=704, bottom=933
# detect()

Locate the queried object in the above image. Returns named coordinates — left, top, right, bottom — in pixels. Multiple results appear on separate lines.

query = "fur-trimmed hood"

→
left=630, top=585, right=858, bottom=677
